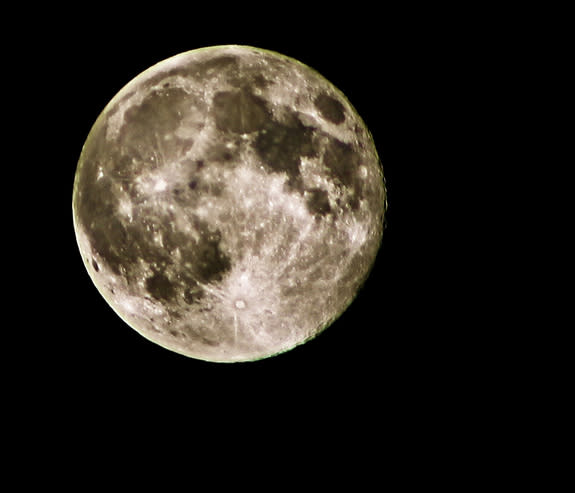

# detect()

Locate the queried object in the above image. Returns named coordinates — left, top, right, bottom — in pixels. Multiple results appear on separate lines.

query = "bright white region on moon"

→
left=72, top=45, right=387, bottom=362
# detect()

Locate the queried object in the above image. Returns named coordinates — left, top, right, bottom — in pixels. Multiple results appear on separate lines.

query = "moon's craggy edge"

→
left=73, top=45, right=386, bottom=362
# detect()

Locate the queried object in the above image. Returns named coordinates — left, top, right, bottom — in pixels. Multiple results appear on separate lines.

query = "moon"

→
left=72, top=45, right=387, bottom=362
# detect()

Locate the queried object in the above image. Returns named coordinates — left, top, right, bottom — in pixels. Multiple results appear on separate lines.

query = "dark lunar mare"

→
left=74, top=87, right=232, bottom=305
left=306, top=188, right=332, bottom=216
left=212, top=89, right=269, bottom=134
left=254, top=115, right=316, bottom=187
left=252, top=103, right=365, bottom=212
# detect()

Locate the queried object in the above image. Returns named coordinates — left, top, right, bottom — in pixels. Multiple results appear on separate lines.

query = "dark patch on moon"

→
left=306, top=188, right=331, bottom=216
left=254, top=112, right=316, bottom=185
left=120, top=86, right=203, bottom=163
left=122, top=222, right=167, bottom=268
left=323, top=138, right=361, bottom=188
left=213, top=89, right=269, bottom=134
left=193, top=231, right=232, bottom=283
left=87, top=215, right=126, bottom=275
left=145, top=271, right=177, bottom=302
left=164, top=220, right=232, bottom=285
left=78, top=165, right=232, bottom=289
left=314, top=93, right=346, bottom=124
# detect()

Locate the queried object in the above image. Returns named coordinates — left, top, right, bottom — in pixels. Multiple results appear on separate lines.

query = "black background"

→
left=14, top=6, right=486, bottom=464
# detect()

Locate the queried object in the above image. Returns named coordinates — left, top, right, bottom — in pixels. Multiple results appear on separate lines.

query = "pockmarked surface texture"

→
left=72, top=45, right=386, bottom=362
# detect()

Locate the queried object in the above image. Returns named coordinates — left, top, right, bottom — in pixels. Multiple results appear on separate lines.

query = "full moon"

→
left=72, top=45, right=386, bottom=362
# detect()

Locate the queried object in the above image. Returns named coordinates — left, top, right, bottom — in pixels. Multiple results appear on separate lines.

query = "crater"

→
left=314, top=93, right=346, bottom=124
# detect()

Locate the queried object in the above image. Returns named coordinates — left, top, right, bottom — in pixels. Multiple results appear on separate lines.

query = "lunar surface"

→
left=72, top=45, right=386, bottom=362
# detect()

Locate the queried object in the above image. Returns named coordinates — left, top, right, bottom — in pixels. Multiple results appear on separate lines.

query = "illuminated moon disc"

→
left=72, top=45, right=386, bottom=362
